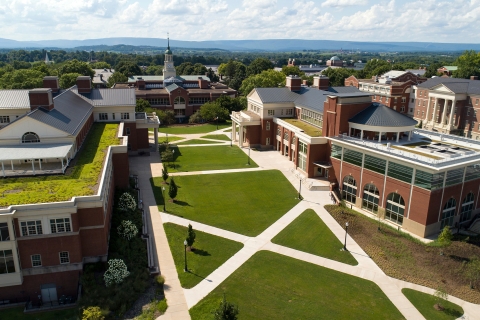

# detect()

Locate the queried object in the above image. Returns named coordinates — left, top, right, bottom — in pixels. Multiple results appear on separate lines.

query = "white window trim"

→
left=31, top=254, right=42, bottom=267
left=59, top=251, right=70, bottom=264
left=49, top=217, right=72, bottom=234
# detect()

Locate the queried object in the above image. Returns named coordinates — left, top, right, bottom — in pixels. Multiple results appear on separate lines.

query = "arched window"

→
left=342, top=175, right=357, bottom=204
left=276, top=128, right=281, bottom=136
left=362, top=183, right=379, bottom=213
left=386, top=193, right=405, bottom=225
left=460, top=193, right=474, bottom=223
left=22, top=132, right=40, bottom=143
left=283, top=132, right=289, bottom=140
left=174, top=97, right=185, bottom=104
left=441, top=198, right=456, bottom=228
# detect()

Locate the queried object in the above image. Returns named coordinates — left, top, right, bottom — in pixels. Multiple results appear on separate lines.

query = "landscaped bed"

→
left=272, top=209, right=357, bottom=265
left=162, top=145, right=258, bottom=172
left=325, top=204, right=480, bottom=303
left=189, top=251, right=404, bottom=320
left=402, top=288, right=464, bottom=320
left=0, top=123, right=119, bottom=206
left=281, top=118, right=322, bottom=137
left=158, top=121, right=231, bottom=134
left=0, top=307, right=77, bottom=320
left=163, top=223, right=244, bottom=288
left=151, top=170, right=299, bottom=236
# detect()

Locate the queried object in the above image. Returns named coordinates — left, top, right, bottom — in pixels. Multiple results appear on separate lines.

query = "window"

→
left=0, top=116, right=10, bottom=123
left=422, top=111, right=425, bottom=117
left=276, top=128, right=281, bottom=136
left=125, top=127, right=131, bottom=135
left=362, top=183, right=379, bottom=214
left=465, top=164, right=480, bottom=181
left=401, top=106, right=405, bottom=112
left=266, top=121, right=270, bottom=130
left=286, top=109, right=293, bottom=115
left=22, top=132, right=40, bottom=143
left=0, top=250, right=15, bottom=274
left=441, top=198, right=456, bottom=228
left=343, top=148, right=363, bottom=167
left=20, top=220, right=43, bottom=236
left=331, top=144, right=342, bottom=159
left=417, top=101, right=421, bottom=106
left=417, top=110, right=420, bottom=116
left=300, top=109, right=322, bottom=128
left=298, top=141, right=307, bottom=171
left=0, top=223, right=9, bottom=241
left=386, top=97, right=389, bottom=103
left=112, top=113, right=116, bottom=120
left=364, top=155, right=386, bottom=174
left=59, top=252, right=70, bottom=264
left=460, top=192, right=474, bottom=223
left=445, top=168, right=464, bottom=187
left=419, top=91, right=423, bottom=97
left=385, top=193, right=405, bottom=225
left=281, top=109, right=284, bottom=115
left=50, top=218, right=71, bottom=234
left=414, top=170, right=444, bottom=190
left=268, top=110, right=275, bottom=116
left=467, top=109, right=470, bottom=116
left=402, top=97, right=406, bottom=103
left=31, top=254, right=42, bottom=267
left=342, top=175, right=357, bottom=204
left=149, top=98, right=170, bottom=105
left=476, top=99, right=479, bottom=105
left=188, top=97, right=209, bottom=105
left=283, top=132, right=289, bottom=140
left=266, top=138, right=270, bottom=145
left=99, top=113, right=108, bottom=120
left=387, top=162, right=413, bottom=183
left=121, top=113, right=130, bottom=120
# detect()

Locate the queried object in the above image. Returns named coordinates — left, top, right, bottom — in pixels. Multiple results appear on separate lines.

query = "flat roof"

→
left=0, top=143, right=72, bottom=161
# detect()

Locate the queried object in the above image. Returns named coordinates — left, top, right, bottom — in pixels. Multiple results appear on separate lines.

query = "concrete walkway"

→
left=132, top=128, right=480, bottom=320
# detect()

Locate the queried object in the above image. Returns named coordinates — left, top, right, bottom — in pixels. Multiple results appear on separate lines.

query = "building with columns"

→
left=232, top=74, right=480, bottom=238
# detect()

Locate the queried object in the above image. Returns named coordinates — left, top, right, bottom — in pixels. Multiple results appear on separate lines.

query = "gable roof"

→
left=72, top=88, right=136, bottom=106
left=254, top=87, right=299, bottom=103
left=0, top=90, right=31, bottom=109
left=417, top=77, right=480, bottom=95
left=349, top=103, right=418, bottom=127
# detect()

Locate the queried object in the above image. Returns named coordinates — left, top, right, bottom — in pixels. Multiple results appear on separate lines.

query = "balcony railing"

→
left=135, top=112, right=160, bottom=125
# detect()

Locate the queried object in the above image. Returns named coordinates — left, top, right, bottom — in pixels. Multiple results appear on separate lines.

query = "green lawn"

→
left=200, top=134, right=231, bottom=141
left=158, top=135, right=185, bottom=143
left=162, top=145, right=258, bottom=173
left=176, top=139, right=222, bottom=145
left=159, top=122, right=231, bottom=134
left=189, top=251, right=404, bottom=320
left=272, top=209, right=357, bottom=265
left=0, top=123, right=119, bottom=206
left=163, top=223, right=244, bottom=288
left=402, top=289, right=464, bottom=320
left=151, top=170, right=299, bottom=236
left=0, top=306, right=77, bottom=320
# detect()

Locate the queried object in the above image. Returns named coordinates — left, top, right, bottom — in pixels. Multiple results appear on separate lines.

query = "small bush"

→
left=155, top=275, right=165, bottom=286
left=82, top=306, right=105, bottom=320
left=117, top=220, right=139, bottom=240
left=118, top=192, right=137, bottom=212
left=104, top=259, right=130, bottom=287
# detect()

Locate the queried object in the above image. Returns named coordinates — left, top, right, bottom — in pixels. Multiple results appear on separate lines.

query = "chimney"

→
left=313, top=76, right=329, bottom=90
left=471, top=76, right=479, bottom=81
left=76, top=76, right=92, bottom=93
left=198, top=77, right=209, bottom=89
left=286, top=75, right=302, bottom=91
left=43, top=76, right=60, bottom=93
left=29, top=88, right=54, bottom=111
left=137, top=77, right=145, bottom=90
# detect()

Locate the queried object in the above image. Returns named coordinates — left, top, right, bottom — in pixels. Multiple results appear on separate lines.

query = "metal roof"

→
left=293, top=88, right=330, bottom=112
left=0, top=143, right=72, bottom=161
left=28, top=90, right=93, bottom=135
left=255, top=87, right=299, bottom=103
left=349, top=103, right=418, bottom=127
left=165, top=83, right=182, bottom=93
left=417, top=77, right=480, bottom=95
left=0, top=90, right=31, bottom=109
left=72, top=88, right=136, bottom=106
left=382, top=70, right=407, bottom=78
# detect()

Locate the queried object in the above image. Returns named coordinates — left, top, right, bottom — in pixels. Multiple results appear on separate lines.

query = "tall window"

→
left=276, top=128, right=281, bottom=136
left=266, top=138, right=270, bottom=145
left=283, top=132, right=289, bottom=140
left=22, top=132, right=40, bottom=143
left=20, top=220, right=43, bottom=236
left=460, top=193, right=474, bottom=223
left=298, top=141, right=307, bottom=171
left=0, top=223, right=9, bottom=241
left=59, top=252, right=70, bottom=264
left=386, top=193, right=405, bottom=225
left=362, top=183, right=379, bottom=213
left=441, top=198, right=456, bottom=228
left=342, top=175, right=357, bottom=204
left=174, top=97, right=185, bottom=104
left=99, top=113, right=108, bottom=120
left=266, top=121, right=270, bottom=130
left=121, top=113, right=130, bottom=120
left=50, top=218, right=71, bottom=234
left=0, top=250, right=15, bottom=274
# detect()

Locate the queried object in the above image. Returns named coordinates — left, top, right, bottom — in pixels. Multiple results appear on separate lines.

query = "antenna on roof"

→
left=167, top=32, right=170, bottom=50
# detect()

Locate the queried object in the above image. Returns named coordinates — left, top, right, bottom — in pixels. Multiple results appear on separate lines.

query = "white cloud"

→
left=321, top=0, right=368, bottom=7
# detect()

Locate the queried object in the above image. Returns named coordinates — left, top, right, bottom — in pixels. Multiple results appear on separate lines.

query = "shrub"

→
left=118, top=192, right=136, bottom=212
left=162, top=166, right=169, bottom=183
left=82, top=306, right=105, bottom=320
left=186, top=224, right=196, bottom=248
left=189, top=111, right=203, bottom=124
left=213, top=294, right=239, bottom=320
left=104, top=259, right=130, bottom=287
left=155, top=275, right=165, bottom=286
left=169, top=178, right=178, bottom=201
left=117, top=220, right=139, bottom=240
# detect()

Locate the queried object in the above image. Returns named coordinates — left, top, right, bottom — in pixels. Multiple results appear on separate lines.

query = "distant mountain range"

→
left=1, top=37, right=479, bottom=52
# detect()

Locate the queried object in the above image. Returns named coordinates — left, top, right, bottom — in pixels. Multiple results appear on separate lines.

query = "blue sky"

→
left=1, top=0, right=479, bottom=43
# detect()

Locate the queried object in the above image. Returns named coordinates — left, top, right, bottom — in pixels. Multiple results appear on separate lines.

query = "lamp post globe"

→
left=172, top=149, right=175, bottom=169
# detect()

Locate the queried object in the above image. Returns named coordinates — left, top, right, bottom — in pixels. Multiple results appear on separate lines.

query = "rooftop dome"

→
left=165, top=48, right=172, bottom=54
left=330, top=56, right=341, bottom=61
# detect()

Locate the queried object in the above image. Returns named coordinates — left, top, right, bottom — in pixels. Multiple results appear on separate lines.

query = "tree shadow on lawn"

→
left=173, top=200, right=191, bottom=207
left=192, top=249, right=211, bottom=257
left=442, top=307, right=464, bottom=318
left=187, top=270, right=213, bottom=282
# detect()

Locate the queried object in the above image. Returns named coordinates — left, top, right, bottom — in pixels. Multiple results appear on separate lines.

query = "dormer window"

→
left=22, top=132, right=40, bottom=143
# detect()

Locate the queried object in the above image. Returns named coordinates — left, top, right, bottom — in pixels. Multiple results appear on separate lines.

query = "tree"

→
left=82, top=306, right=105, bottom=320
left=145, top=65, right=163, bottom=75
left=189, top=111, right=203, bottom=124
left=59, top=72, right=81, bottom=88
left=58, top=59, right=94, bottom=78
left=117, top=220, right=138, bottom=241
left=215, top=95, right=245, bottom=113
left=207, top=67, right=219, bottom=82
left=136, top=98, right=150, bottom=112
left=115, top=60, right=142, bottom=77
left=465, top=257, right=480, bottom=289
left=213, top=294, right=239, bottom=320
left=239, top=69, right=286, bottom=95
left=0, top=68, right=46, bottom=89
left=118, top=192, right=137, bottom=212
left=437, top=225, right=453, bottom=255
left=186, top=224, right=196, bottom=249
left=162, top=165, right=169, bottom=184
left=424, top=62, right=444, bottom=78
left=199, top=102, right=230, bottom=122
left=281, top=65, right=305, bottom=77
left=107, top=72, right=128, bottom=88
left=103, top=259, right=130, bottom=287
left=158, top=110, right=176, bottom=125
left=452, top=50, right=480, bottom=79
left=161, top=145, right=174, bottom=166
left=433, top=286, right=448, bottom=310
left=247, top=58, right=274, bottom=76
left=169, top=178, right=178, bottom=202
left=321, top=68, right=355, bottom=87
left=90, top=61, right=111, bottom=69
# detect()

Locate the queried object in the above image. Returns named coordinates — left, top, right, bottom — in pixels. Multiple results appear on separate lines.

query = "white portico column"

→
left=238, top=125, right=244, bottom=147
left=154, top=128, right=158, bottom=151
left=348, top=124, right=351, bottom=136
left=360, top=130, right=364, bottom=139
left=408, top=131, right=412, bottom=141
left=440, top=99, right=448, bottom=125
left=425, top=97, right=432, bottom=121
left=396, top=132, right=400, bottom=142
left=232, top=122, right=236, bottom=142
left=378, top=132, right=382, bottom=142
left=431, top=98, right=439, bottom=125
left=448, top=99, right=456, bottom=128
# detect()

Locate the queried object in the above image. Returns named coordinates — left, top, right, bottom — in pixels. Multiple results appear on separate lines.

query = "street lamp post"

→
left=344, top=222, right=349, bottom=251
left=162, top=186, right=166, bottom=212
left=172, top=149, right=175, bottom=169
left=248, top=145, right=251, bottom=165
left=298, top=178, right=302, bottom=200
left=216, top=116, right=218, bottom=130
left=166, top=133, right=168, bottom=144
left=183, top=239, right=188, bottom=272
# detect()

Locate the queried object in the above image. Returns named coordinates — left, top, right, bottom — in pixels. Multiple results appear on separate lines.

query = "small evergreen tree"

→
left=169, top=178, right=178, bottom=202
left=437, top=226, right=453, bottom=255
left=213, top=294, right=239, bottom=320
left=161, top=145, right=174, bottom=167
left=162, top=165, right=169, bottom=184
left=186, top=224, right=196, bottom=248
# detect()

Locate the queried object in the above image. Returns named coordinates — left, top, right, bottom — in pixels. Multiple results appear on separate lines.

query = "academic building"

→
left=114, top=40, right=236, bottom=122
left=0, top=76, right=159, bottom=307
left=232, top=75, right=480, bottom=238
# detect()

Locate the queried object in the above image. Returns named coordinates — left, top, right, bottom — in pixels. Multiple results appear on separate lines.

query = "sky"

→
left=1, top=0, right=480, bottom=43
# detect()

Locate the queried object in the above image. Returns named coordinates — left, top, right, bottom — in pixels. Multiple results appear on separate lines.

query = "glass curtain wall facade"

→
left=342, top=175, right=357, bottom=203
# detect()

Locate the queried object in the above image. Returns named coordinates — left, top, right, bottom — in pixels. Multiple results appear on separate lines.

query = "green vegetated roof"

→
left=0, top=123, right=120, bottom=207
left=282, top=118, right=322, bottom=137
